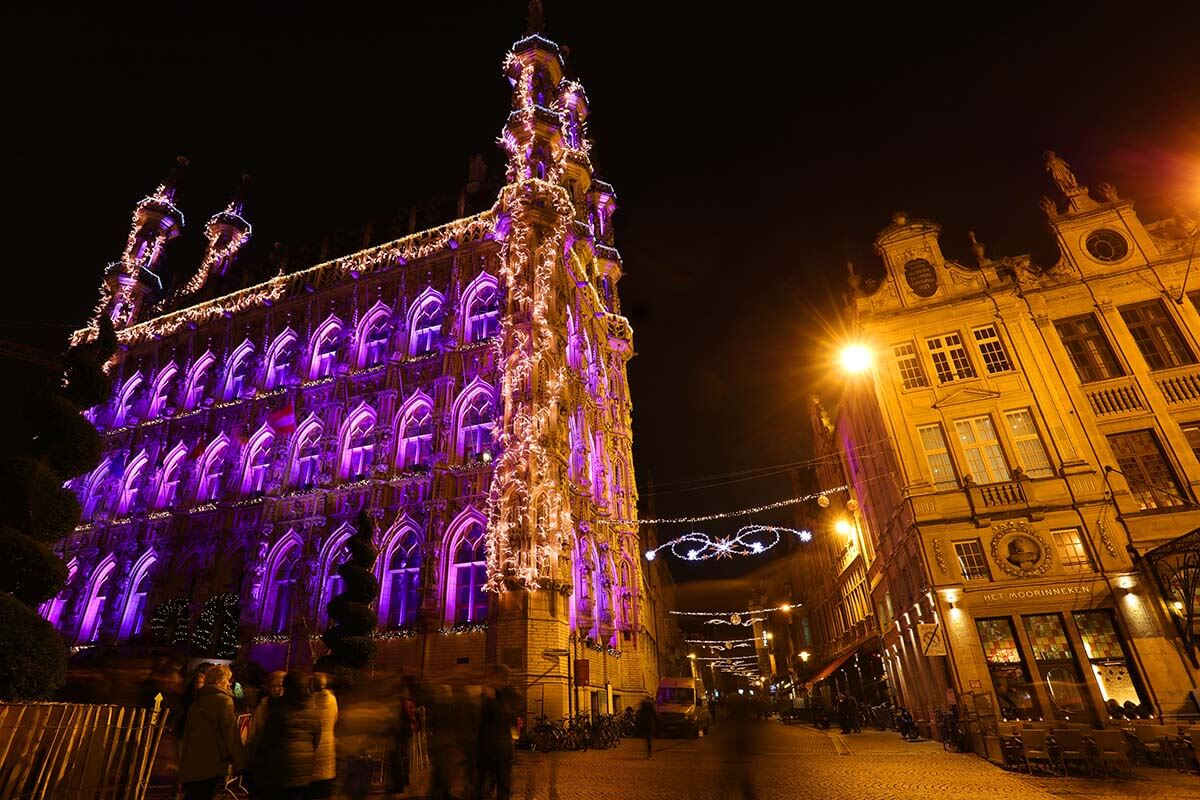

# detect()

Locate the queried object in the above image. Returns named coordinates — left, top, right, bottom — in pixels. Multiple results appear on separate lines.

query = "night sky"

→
left=4, top=2, right=1199, bottom=586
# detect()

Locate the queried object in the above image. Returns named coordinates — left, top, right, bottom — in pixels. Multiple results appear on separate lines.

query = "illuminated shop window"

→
left=976, top=617, right=1040, bottom=721
left=1022, top=613, right=1088, bottom=719
left=1073, top=610, right=1148, bottom=716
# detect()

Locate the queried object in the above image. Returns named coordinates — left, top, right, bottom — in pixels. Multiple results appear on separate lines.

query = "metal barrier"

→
left=0, top=702, right=169, bottom=800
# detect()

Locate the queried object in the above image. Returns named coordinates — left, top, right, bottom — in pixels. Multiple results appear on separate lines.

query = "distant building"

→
left=812, top=154, right=1200, bottom=740
left=49, top=13, right=660, bottom=719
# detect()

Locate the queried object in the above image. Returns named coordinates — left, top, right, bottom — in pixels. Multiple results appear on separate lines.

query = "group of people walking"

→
left=174, top=663, right=520, bottom=800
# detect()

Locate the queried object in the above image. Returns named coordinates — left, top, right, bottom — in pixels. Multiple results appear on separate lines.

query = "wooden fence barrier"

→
left=0, top=702, right=169, bottom=800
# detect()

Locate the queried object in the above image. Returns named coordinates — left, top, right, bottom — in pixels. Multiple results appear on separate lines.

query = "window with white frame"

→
left=311, top=328, right=341, bottom=379
left=973, top=325, right=1013, bottom=374
left=398, top=403, right=434, bottom=469
left=1003, top=409, right=1054, bottom=478
left=1052, top=528, right=1091, bottom=570
left=926, top=333, right=976, bottom=383
left=458, top=394, right=493, bottom=460
left=384, top=534, right=422, bottom=628
left=917, top=423, right=958, bottom=489
left=893, top=342, right=928, bottom=389
left=954, top=415, right=1011, bottom=484
left=361, top=319, right=391, bottom=367
left=343, top=416, right=375, bottom=480
left=410, top=299, right=443, bottom=355
left=954, top=539, right=991, bottom=580
left=465, top=282, right=500, bottom=342
left=452, top=524, right=488, bottom=625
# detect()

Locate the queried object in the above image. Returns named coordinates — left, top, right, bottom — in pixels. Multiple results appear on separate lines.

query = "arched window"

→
left=264, top=542, right=301, bottom=634
left=356, top=303, right=393, bottom=368
left=408, top=292, right=444, bottom=356
left=241, top=427, right=275, bottom=494
left=338, top=405, right=376, bottom=480
left=118, top=552, right=157, bottom=640
left=291, top=417, right=323, bottom=489
left=156, top=443, right=188, bottom=508
left=449, top=521, right=488, bottom=625
left=196, top=436, right=230, bottom=502
left=264, top=330, right=299, bottom=390
left=82, top=461, right=112, bottom=519
left=184, top=351, right=217, bottom=409
left=612, top=461, right=625, bottom=521
left=396, top=396, right=434, bottom=469
left=117, top=450, right=150, bottom=515
left=568, top=410, right=586, bottom=481
left=462, top=275, right=500, bottom=343
left=456, top=387, right=494, bottom=461
left=318, top=530, right=353, bottom=627
left=113, top=373, right=143, bottom=427
left=78, top=555, right=117, bottom=643
left=309, top=317, right=343, bottom=380
left=532, top=66, right=551, bottom=106
left=42, top=558, right=78, bottom=628
left=382, top=529, right=422, bottom=627
left=223, top=341, right=256, bottom=400
left=148, top=363, right=180, bottom=418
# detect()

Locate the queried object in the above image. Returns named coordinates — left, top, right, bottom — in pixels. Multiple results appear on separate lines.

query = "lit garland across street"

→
left=644, top=524, right=813, bottom=562
left=605, top=486, right=846, bottom=526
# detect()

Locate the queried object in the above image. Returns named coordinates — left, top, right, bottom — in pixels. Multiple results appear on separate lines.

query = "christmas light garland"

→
left=644, top=524, right=812, bottom=563
left=606, top=486, right=847, bottom=527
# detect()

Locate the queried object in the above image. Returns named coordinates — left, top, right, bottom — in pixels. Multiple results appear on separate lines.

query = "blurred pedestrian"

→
left=250, top=671, right=322, bottom=800
left=478, top=667, right=521, bottom=800
left=425, top=685, right=455, bottom=800
left=178, top=664, right=245, bottom=800
left=308, top=673, right=338, bottom=799
left=635, top=695, right=657, bottom=759
left=837, top=693, right=853, bottom=734
left=387, top=684, right=419, bottom=798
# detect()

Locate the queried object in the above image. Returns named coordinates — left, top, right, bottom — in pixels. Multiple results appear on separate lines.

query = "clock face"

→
left=1085, top=229, right=1129, bottom=263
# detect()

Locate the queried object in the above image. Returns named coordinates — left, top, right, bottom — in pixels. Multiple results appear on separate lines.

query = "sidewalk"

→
left=824, top=728, right=1200, bottom=800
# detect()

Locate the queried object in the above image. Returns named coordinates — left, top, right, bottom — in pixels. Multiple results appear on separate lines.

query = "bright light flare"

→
left=839, top=343, right=874, bottom=375
left=834, top=518, right=854, bottom=536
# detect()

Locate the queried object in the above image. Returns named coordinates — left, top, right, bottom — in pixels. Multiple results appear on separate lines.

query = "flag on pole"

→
left=269, top=400, right=296, bottom=433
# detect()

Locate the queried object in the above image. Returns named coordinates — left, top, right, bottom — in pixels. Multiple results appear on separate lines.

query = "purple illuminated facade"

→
left=52, top=22, right=661, bottom=713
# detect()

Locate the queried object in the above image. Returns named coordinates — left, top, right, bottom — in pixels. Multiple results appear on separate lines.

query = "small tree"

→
left=316, top=508, right=379, bottom=675
left=0, top=319, right=115, bottom=700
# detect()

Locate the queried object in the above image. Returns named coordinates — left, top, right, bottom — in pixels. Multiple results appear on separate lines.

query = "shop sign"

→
left=980, top=584, right=1092, bottom=603
left=918, top=622, right=946, bottom=657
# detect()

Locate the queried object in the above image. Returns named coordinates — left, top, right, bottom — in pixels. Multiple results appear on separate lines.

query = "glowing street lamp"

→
left=798, top=650, right=811, bottom=663
left=834, top=518, right=854, bottom=537
left=839, top=343, right=874, bottom=375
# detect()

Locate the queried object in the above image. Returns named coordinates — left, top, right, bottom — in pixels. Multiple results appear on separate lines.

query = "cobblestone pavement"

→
left=510, top=723, right=1200, bottom=800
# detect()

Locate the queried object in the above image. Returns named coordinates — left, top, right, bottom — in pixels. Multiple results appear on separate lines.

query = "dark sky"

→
left=4, top=2, right=1199, bottom=584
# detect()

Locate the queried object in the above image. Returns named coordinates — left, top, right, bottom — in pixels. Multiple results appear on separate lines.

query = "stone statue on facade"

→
left=1043, top=150, right=1081, bottom=195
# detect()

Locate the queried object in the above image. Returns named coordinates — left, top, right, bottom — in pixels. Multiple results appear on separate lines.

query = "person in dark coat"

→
left=477, top=667, right=521, bottom=800
left=249, top=671, right=322, bottom=800
left=387, top=685, right=419, bottom=798
left=177, top=665, right=245, bottom=800
left=836, top=693, right=854, bottom=734
left=635, top=696, right=657, bottom=759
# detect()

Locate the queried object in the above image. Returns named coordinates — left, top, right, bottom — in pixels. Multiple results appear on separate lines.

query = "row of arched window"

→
left=43, top=509, right=635, bottom=644
left=80, top=382, right=496, bottom=518
left=105, top=275, right=501, bottom=428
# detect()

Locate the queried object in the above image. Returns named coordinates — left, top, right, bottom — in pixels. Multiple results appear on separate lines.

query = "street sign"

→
left=918, top=623, right=946, bottom=657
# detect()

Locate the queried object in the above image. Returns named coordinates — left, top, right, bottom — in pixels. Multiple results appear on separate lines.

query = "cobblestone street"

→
left=511, top=723, right=1200, bottom=800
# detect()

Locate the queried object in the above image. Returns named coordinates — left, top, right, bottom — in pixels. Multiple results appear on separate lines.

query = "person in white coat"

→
left=308, top=673, right=338, bottom=799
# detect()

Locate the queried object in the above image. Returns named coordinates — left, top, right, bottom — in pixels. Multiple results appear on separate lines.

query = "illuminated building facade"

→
left=50, top=17, right=656, bottom=717
left=815, top=154, right=1200, bottom=740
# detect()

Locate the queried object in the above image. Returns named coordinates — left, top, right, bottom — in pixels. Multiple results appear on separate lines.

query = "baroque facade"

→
left=811, top=153, right=1200, bottom=741
left=49, top=20, right=657, bottom=718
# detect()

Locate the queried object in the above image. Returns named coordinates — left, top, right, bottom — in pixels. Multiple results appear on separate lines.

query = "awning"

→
left=808, top=651, right=855, bottom=685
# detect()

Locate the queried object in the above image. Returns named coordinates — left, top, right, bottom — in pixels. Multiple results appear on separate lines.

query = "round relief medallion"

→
left=989, top=521, right=1052, bottom=578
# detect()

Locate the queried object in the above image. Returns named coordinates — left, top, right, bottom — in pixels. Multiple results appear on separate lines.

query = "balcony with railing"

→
left=1153, top=364, right=1200, bottom=407
left=1083, top=376, right=1147, bottom=418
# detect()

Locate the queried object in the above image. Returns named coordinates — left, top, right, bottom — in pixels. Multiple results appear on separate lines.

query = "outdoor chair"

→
left=1134, top=725, right=1176, bottom=768
left=1020, top=728, right=1061, bottom=775
left=996, top=723, right=1023, bottom=770
left=1051, top=729, right=1093, bottom=776
left=1092, top=729, right=1134, bottom=777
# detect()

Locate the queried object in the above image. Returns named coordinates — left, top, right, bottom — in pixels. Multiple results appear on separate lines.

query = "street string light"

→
left=644, top=524, right=814, bottom=562
left=670, top=603, right=797, bottom=627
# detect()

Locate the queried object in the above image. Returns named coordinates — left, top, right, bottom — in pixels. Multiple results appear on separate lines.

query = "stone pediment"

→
left=932, top=386, right=1001, bottom=408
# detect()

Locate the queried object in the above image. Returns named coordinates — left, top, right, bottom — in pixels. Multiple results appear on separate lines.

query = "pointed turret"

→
left=175, top=174, right=253, bottom=299
left=88, top=156, right=188, bottom=332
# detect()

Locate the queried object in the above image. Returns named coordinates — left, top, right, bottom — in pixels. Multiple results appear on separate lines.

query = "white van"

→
left=655, top=676, right=710, bottom=737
